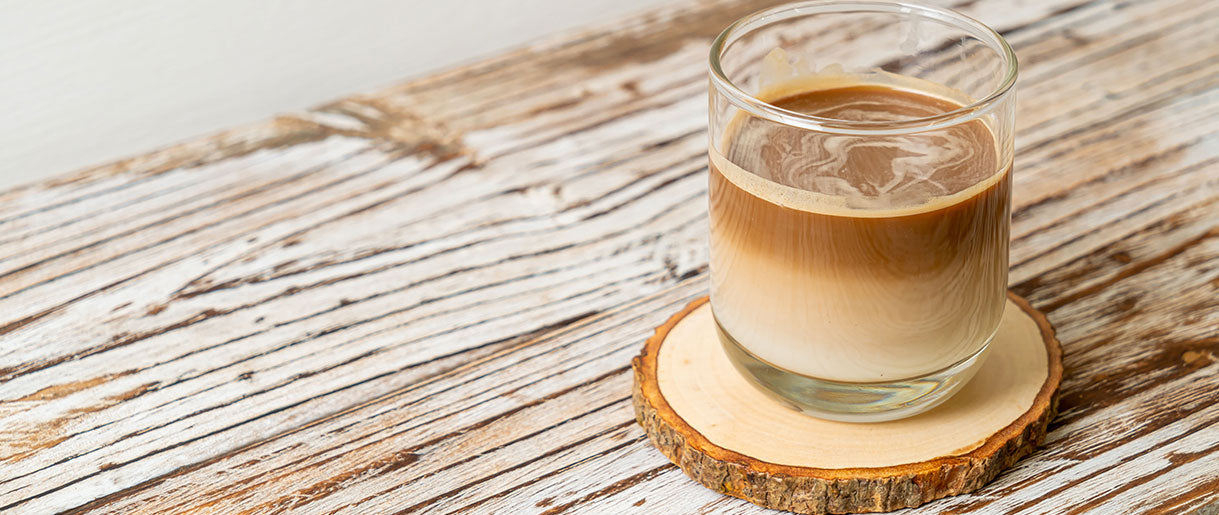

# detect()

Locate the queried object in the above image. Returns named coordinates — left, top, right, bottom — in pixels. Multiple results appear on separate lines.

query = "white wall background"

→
left=0, top=1, right=673, bottom=190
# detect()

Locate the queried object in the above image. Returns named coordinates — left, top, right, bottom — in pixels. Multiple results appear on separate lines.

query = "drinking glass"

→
left=708, top=0, right=1017, bottom=422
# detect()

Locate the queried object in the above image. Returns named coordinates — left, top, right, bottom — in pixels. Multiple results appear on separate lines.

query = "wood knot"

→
left=1182, top=350, right=1215, bottom=369
left=311, top=98, right=471, bottom=161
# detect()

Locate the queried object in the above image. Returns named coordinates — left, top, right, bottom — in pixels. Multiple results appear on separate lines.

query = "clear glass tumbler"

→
left=708, top=0, right=1017, bottom=422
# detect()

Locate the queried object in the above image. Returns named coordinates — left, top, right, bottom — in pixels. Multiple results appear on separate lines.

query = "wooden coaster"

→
left=632, top=291, right=1062, bottom=514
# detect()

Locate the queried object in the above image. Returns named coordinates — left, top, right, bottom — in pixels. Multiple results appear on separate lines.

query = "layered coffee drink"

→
left=709, top=80, right=1010, bottom=384
left=707, top=0, right=1017, bottom=421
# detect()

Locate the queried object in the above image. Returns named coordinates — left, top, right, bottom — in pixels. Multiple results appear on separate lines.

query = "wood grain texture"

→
left=0, top=0, right=1216, bottom=512
left=632, top=294, right=1062, bottom=514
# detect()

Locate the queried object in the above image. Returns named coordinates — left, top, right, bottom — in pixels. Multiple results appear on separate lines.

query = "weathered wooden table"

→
left=2, top=0, right=1216, bottom=512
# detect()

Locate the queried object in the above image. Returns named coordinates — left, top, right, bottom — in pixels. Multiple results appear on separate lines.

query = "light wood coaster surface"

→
left=633, top=293, right=1062, bottom=514
left=0, top=0, right=1217, bottom=512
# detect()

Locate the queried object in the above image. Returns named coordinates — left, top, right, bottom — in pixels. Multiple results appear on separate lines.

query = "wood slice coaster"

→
left=631, top=291, right=1063, bottom=514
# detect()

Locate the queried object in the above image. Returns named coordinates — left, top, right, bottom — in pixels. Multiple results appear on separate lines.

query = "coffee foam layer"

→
left=710, top=148, right=1008, bottom=219
left=716, top=71, right=1006, bottom=217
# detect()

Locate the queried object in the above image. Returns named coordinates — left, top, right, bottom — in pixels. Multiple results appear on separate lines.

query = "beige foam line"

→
left=713, top=73, right=1009, bottom=219
left=709, top=149, right=1009, bottom=219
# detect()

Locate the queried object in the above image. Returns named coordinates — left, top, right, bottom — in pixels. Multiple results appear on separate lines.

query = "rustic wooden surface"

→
left=632, top=294, right=1062, bottom=514
left=0, top=0, right=1216, bottom=512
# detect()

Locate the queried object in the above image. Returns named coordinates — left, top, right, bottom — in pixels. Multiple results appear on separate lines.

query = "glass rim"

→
left=708, top=0, right=1018, bottom=136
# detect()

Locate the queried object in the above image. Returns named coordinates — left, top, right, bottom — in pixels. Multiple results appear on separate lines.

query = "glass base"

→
left=716, top=317, right=994, bottom=423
